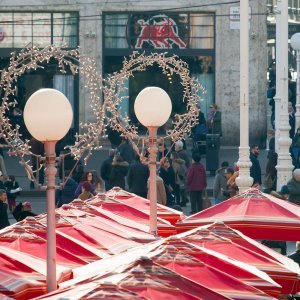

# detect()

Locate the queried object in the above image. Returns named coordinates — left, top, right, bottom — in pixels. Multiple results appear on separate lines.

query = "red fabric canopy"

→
left=176, top=188, right=300, bottom=241
left=154, top=238, right=281, bottom=298
left=176, top=227, right=299, bottom=294
left=105, top=187, right=185, bottom=225
left=150, top=244, right=277, bottom=299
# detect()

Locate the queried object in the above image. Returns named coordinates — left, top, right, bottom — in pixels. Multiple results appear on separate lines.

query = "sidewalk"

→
left=3, top=145, right=269, bottom=197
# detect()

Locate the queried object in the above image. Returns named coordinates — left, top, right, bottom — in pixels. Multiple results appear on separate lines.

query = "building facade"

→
left=0, top=0, right=269, bottom=145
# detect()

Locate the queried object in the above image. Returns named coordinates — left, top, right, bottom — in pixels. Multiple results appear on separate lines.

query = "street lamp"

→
left=23, top=88, right=73, bottom=292
left=291, top=32, right=300, bottom=130
left=134, top=87, right=172, bottom=235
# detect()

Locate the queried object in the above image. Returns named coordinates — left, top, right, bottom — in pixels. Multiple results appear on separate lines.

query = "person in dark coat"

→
left=4, top=175, right=21, bottom=212
left=159, top=157, right=176, bottom=207
left=56, top=171, right=78, bottom=207
left=0, top=171, right=5, bottom=190
left=287, top=169, right=300, bottom=205
left=100, top=149, right=115, bottom=191
left=12, top=201, right=37, bottom=222
left=117, top=137, right=136, bottom=165
left=109, top=154, right=129, bottom=189
left=288, top=242, right=300, bottom=266
left=186, top=152, right=207, bottom=214
left=127, top=154, right=149, bottom=198
left=0, top=189, right=9, bottom=229
left=250, top=145, right=262, bottom=186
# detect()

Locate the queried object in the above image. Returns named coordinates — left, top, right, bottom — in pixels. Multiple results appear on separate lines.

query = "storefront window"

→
left=0, top=12, right=78, bottom=48
left=104, top=12, right=214, bottom=50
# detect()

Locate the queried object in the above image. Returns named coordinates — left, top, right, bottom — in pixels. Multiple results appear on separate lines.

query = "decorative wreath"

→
left=104, top=51, right=206, bottom=142
left=0, top=45, right=106, bottom=177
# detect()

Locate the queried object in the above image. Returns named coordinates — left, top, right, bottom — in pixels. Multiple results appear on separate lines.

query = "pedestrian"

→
left=289, top=102, right=296, bottom=139
left=12, top=201, right=37, bottom=221
left=109, top=154, right=129, bottom=189
left=291, top=127, right=300, bottom=166
left=0, top=171, right=5, bottom=189
left=117, top=137, right=136, bottom=165
left=74, top=171, right=96, bottom=198
left=0, top=189, right=9, bottom=229
left=106, top=125, right=122, bottom=149
left=263, top=152, right=277, bottom=193
left=127, top=154, right=149, bottom=198
left=207, top=104, right=222, bottom=135
left=56, top=170, right=78, bottom=207
left=78, top=181, right=94, bottom=200
left=288, top=241, right=300, bottom=266
left=250, top=144, right=262, bottom=186
left=174, top=140, right=191, bottom=169
left=100, top=148, right=115, bottom=191
left=0, top=147, right=8, bottom=180
left=157, top=142, right=169, bottom=161
left=91, top=170, right=105, bottom=194
left=159, top=157, right=175, bottom=207
left=186, top=152, right=207, bottom=214
left=222, top=167, right=239, bottom=198
left=4, top=175, right=22, bottom=213
left=170, top=151, right=187, bottom=206
left=270, top=185, right=290, bottom=200
left=147, top=175, right=167, bottom=206
left=287, top=169, right=300, bottom=205
left=212, top=161, right=229, bottom=205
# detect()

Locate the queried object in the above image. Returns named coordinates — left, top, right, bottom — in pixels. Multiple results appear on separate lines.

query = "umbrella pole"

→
left=45, top=141, right=57, bottom=292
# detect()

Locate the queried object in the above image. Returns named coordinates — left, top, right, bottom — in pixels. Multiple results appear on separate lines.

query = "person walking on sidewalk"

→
left=0, top=189, right=9, bottom=229
left=250, top=144, right=262, bottom=186
left=4, top=175, right=22, bottom=213
left=213, top=161, right=229, bottom=205
left=186, top=152, right=207, bottom=214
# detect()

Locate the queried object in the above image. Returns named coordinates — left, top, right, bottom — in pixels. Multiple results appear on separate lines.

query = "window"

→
left=104, top=12, right=215, bottom=50
left=0, top=12, right=78, bottom=48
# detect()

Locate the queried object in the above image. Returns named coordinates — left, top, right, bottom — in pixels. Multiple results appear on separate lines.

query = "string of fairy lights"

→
left=0, top=45, right=203, bottom=181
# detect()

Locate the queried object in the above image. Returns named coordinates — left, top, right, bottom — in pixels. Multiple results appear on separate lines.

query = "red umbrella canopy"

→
left=95, top=257, right=232, bottom=300
left=200, top=222, right=300, bottom=269
left=0, top=245, right=73, bottom=299
left=36, top=211, right=142, bottom=255
left=61, top=201, right=156, bottom=243
left=0, top=268, right=46, bottom=300
left=150, top=244, right=276, bottom=300
left=84, top=195, right=177, bottom=237
left=0, top=225, right=88, bottom=268
left=176, top=188, right=300, bottom=241
left=105, top=187, right=185, bottom=225
left=19, top=217, right=108, bottom=262
left=34, top=282, right=148, bottom=300
left=163, top=238, right=281, bottom=298
left=177, top=227, right=299, bottom=295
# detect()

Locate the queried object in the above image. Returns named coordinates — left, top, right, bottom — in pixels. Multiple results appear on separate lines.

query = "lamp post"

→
left=235, top=0, right=253, bottom=193
left=23, top=88, right=73, bottom=292
left=134, top=87, right=172, bottom=235
left=291, top=32, right=300, bottom=130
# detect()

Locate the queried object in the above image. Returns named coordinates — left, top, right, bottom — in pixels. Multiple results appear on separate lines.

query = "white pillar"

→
left=276, top=0, right=293, bottom=188
left=236, top=0, right=253, bottom=192
left=295, top=50, right=300, bottom=129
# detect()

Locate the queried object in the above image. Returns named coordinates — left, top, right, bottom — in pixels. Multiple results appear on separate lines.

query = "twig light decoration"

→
left=104, top=51, right=206, bottom=142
